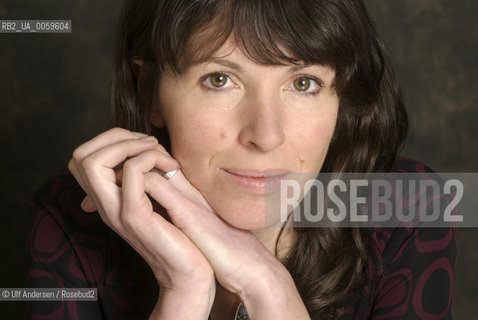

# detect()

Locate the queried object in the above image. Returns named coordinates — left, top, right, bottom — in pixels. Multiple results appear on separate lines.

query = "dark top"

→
left=27, top=158, right=456, bottom=319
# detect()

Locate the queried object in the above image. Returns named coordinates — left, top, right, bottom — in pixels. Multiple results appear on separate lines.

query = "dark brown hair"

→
left=111, top=0, right=408, bottom=318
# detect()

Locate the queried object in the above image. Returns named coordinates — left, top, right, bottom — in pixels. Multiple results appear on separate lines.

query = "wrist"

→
left=238, top=263, right=310, bottom=320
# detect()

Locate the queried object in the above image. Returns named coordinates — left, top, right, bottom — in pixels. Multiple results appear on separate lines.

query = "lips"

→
left=222, top=169, right=290, bottom=194
left=224, top=169, right=289, bottom=177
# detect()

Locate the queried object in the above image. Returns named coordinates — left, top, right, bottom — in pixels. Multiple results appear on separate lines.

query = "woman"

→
left=28, top=0, right=456, bottom=319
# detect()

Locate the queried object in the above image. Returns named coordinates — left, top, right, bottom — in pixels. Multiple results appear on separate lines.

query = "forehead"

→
left=177, top=34, right=294, bottom=73
left=180, top=35, right=334, bottom=75
left=189, top=39, right=335, bottom=78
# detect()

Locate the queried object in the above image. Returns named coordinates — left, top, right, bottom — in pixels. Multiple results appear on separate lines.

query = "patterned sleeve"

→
left=370, top=226, right=457, bottom=319
left=369, top=158, right=457, bottom=319
left=26, top=172, right=105, bottom=319
left=26, top=172, right=159, bottom=319
left=341, top=158, right=457, bottom=319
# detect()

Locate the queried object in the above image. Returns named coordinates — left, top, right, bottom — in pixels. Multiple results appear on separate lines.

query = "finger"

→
left=80, top=195, right=98, bottom=212
left=144, top=171, right=208, bottom=231
left=144, top=171, right=241, bottom=271
left=69, top=158, right=92, bottom=193
left=121, top=149, right=180, bottom=214
left=113, top=145, right=172, bottom=187
left=81, top=136, right=159, bottom=173
left=155, top=143, right=170, bottom=156
left=164, top=169, right=212, bottom=210
left=73, top=138, right=159, bottom=225
left=72, top=140, right=171, bottom=220
left=72, top=127, right=148, bottom=161
left=69, top=159, right=99, bottom=213
left=69, top=133, right=154, bottom=206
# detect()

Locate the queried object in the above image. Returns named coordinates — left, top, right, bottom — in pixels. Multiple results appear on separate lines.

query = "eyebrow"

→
left=207, top=58, right=243, bottom=72
left=205, top=58, right=321, bottom=75
left=288, top=63, right=314, bottom=74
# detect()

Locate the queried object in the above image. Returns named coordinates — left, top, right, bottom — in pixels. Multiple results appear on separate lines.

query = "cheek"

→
left=166, top=111, right=228, bottom=180
left=291, top=103, right=338, bottom=171
left=163, top=92, right=237, bottom=156
left=169, top=119, right=211, bottom=160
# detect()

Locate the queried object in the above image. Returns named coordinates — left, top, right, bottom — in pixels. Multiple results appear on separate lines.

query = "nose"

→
left=237, top=91, right=286, bottom=152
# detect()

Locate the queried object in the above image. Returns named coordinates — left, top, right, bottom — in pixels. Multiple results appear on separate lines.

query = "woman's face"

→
left=154, top=41, right=339, bottom=230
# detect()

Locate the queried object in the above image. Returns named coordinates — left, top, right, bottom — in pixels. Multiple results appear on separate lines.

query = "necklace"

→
left=234, top=302, right=249, bottom=320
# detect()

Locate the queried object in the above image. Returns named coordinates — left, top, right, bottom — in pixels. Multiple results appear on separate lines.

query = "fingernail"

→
left=156, top=146, right=172, bottom=157
left=140, top=136, right=157, bottom=142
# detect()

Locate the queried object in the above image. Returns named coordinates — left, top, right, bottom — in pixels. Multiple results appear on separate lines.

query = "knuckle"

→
left=122, top=158, right=139, bottom=172
left=96, top=209, right=123, bottom=233
left=80, top=156, right=97, bottom=170
left=67, top=159, right=75, bottom=172
left=107, top=219, right=124, bottom=234
left=143, top=173, right=158, bottom=191
left=110, top=127, right=126, bottom=135
left=120, top=211, right=140, bottom=231
left=71, top=147, right=85, bottom=161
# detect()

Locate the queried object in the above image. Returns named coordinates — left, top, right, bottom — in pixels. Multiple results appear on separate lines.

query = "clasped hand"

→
left=68, top=128, right=290, bottom=318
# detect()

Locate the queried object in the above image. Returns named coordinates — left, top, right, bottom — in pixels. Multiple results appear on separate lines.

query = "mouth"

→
left=222, top=169, right=290, bottom=194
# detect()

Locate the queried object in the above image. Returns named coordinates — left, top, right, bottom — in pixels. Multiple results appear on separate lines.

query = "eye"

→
left=203, top=72, right=233, bottom=89
left=293, top=77, right=311, bottom=91
left=289, top=76, right=323, bottom=96
left=209, top=73, right=227, bottom=87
